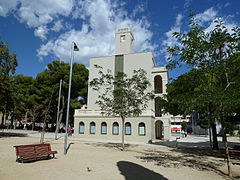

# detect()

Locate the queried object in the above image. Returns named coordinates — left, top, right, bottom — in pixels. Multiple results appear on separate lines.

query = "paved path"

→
left=1, top=129, right=240, bottom=148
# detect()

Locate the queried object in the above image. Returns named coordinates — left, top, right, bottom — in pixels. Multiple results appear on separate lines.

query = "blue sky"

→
left=0, top=0, right=239, bottom=79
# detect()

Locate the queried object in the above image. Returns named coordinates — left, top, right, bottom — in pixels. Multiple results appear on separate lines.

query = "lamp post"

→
left=64, top=42, right=79, bottom=155
left=55, top=78, right=62, bottom=140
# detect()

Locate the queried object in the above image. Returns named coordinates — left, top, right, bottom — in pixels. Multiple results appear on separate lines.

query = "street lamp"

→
left=55, top=71, right=62, bottom=140
left=64, top=42, right=79, bottom=155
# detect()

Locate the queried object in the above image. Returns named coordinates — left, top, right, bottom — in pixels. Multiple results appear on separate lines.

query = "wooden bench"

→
left=229, top=149, right=240, bottom=159
left=14, top=143, right=57, bottom=163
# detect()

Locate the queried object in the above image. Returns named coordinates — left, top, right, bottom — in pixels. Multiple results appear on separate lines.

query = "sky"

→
left=0, top=0, right=239, bottom=79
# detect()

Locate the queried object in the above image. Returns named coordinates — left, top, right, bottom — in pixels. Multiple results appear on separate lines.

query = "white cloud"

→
left=37, top=0, right=156, bottom=66
left=195, top=7, right=217, bottom=25
left=224, top=2, right=231, bottom=8
left=195, top=8, right=237, bottom=34
left=161, top=7, right=238, bottom=62
left=51, top=20, right=63, bottom=32
left=184, top=0, right=192, bottom=8
left=161, top=14, right=183, bottom=59
left=205, top=18, right=237, bottom=34
left=34, top=26, right=49, bottom=40
left=132, top=3, right=145, bottom=17
left=0, top=0, right=18, bottom=17
left=37, top=41, right=54, bottom=58
left=0, top=0, right=74, bottom=38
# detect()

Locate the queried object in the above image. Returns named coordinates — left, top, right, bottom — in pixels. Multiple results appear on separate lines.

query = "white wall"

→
left=152, top=66, right=168, bottom=94
left=124, top=52, right=155, bottom=111
left=87, top=56, right=115, bottom=110
left=74, top=116, right=154, bottom=143
left=115, top=28, right=134, bottom=55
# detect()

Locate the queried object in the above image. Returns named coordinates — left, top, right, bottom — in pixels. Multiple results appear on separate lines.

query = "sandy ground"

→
left=0, top=131, right=240, bottom=180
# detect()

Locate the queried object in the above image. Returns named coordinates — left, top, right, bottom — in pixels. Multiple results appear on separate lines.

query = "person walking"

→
left=67, top=126, right=72, bottom=137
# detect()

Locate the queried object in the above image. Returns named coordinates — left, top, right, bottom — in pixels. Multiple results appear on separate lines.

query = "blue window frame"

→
left=101, top=122, right=107, bottom=134
left=125, top=122, right=131, bottom=135
left=138, top=122, right=146, bottom=135
left=90, top=122, right=96, bottom=134
left=79, top=122, right=84, bottom=134
left=112, top=122, right=119, bottom=135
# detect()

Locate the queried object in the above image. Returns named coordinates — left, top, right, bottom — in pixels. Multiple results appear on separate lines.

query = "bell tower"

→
left=115, top=28, right=134, bottom=55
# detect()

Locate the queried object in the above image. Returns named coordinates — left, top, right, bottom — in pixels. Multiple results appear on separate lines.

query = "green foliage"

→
left=11, top=75, right=35, bottom=120
left=181, top=121, right=188, bottom=131
left=0, top=41, right=18, bottom=77
left=90, top=66, right=154, bottom=118
left=165, top=14, right=240, bottom=154
left=0, top=41, right=18, bottom=112
left=34, top=60, right=88, bottom=124
left=0, top=59, right=88, bottom=127
left=166, top=15, right=240, bottom=119
left=90, top=65, right=153, bottom=150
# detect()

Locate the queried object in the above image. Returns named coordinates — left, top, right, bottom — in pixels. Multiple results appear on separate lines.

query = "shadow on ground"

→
left=0, top=132, right=28, bottom=138
left=117, top=161, right=168, bottom=180
left=136, top=146, right=233, bottom=178
left=153, top=139, right=240, bottom=149
left=84, top=142, right=138, bottom=150
left=66, top=142, right=74, bottom=153
left=16, top=156, right=57, bottom=164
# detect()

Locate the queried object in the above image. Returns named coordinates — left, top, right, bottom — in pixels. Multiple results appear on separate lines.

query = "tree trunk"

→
left=17, top=119, right=22, bottom=127
left=121, top=116, right=125, bottom=151
left=220, top=108, right=232, bottom=177
left=2, top=104, right=7, bottom=126
left=40, top=92, right=53, bottom=143
left=210, top=120, right=218, bottom=150
left=25, top=111, right=28, bottom=123
left=32, top=115, right=35, bottom=131
left=10, top=112, right=14, bottom=129
left=223, top=126, right=232, bottom=177
left=1, top=110, right=5, bottom=125
left=40, top=121, right=46, bottom=144
left=208, top=126, right=212, bottom=148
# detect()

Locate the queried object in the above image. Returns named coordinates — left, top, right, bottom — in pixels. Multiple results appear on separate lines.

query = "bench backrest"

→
left=14, top=144, right=51, bottom=156
left=35, top=144, right=51, bottom=154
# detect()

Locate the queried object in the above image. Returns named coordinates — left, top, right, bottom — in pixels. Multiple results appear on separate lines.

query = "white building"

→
left=74, top=28, right=171, bottom=143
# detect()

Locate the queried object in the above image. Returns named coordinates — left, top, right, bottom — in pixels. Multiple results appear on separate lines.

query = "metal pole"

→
left=64, top=42, right=74, bottom=155
left=55, top=78, right=62, bottom=140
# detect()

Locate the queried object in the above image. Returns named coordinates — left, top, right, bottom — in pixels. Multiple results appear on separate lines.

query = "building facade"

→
left=74, top=28, right=171, bottom=143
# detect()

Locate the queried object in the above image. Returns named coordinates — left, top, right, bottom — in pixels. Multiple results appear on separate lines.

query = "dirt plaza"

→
left=0, top=130, right=240, bottom=180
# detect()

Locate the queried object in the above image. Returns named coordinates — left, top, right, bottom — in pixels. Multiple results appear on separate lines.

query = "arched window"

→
left=155, top=97, right=162, bottom=117
left=90, top=122, right=96, bottom=134
left=125, top=122, right=131, bottom=135
left=154, top=75, right=163, bottom=93
left=112, top=122, right=119, bottom=135
left=138, top=122, right=146, bottom=135
left=79, top=122, right=84, bottom=134
left=101, top=122, right=107, bottom=134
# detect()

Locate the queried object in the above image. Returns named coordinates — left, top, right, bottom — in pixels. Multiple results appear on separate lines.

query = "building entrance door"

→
left=155, top=120, right=163, bottom=139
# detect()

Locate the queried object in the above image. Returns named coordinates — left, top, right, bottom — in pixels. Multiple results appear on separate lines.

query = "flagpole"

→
left=64, top=42, right=75, bottom=155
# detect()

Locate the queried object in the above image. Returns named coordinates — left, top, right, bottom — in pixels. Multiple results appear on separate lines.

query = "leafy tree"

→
left=90, top=66, right=154, bottom=150
left=0, top=41, right=17, bottom=80
left=0, top=41, right=18, bottom=124
left=35, top=60, right=88, bottom=130
left=167, top=15, right=240, bottom=177
left=10, top=75, right=35, bottom=128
